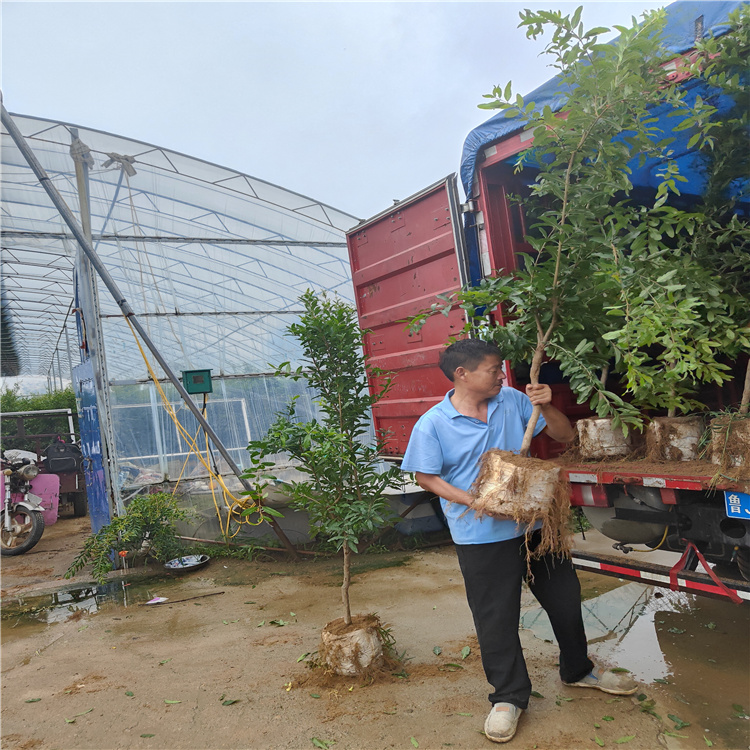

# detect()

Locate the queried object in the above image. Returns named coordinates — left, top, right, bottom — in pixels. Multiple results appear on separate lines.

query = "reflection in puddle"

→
left=522, top=582, right=692, bottom=682
left=521, top=581, right=750, bottom=748
left=1, top=579, right=167, bottom=634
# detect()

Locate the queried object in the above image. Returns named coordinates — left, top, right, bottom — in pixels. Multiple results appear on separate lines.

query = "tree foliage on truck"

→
left=411, top=5, right=750, bottom=441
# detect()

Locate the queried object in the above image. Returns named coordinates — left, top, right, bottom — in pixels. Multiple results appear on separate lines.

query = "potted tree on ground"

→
left=248, top=290, right=403, bottom=675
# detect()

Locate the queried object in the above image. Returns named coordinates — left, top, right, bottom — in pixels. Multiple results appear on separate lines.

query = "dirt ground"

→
left=1, top=517, right=748, bottom=750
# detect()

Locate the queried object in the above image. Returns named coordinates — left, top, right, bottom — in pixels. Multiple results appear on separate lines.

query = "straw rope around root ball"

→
left=470, top=450, right=573, bottom=566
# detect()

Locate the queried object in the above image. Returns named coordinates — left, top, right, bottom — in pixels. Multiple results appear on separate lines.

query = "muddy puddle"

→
left=522, top=574, right=750, bottom=749
left=0, top=577, right=175, bottom=640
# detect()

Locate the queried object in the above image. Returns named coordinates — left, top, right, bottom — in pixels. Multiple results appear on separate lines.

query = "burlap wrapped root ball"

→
left=470, top=449, right=572, bottom=559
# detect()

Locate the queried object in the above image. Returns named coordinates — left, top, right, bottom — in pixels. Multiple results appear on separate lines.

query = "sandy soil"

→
left=1, top=517, right=746, bottom=750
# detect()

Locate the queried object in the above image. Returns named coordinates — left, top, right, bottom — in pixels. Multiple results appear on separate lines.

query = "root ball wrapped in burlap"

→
left=470, top=449, right=572, bottom=560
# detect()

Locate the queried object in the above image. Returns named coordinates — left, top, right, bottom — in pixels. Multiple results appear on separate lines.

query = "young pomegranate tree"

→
left=416, top=7, right=720, bottom=453
left=250, top=290, right=402, bottom=628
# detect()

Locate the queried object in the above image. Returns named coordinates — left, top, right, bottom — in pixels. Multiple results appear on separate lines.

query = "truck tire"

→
left=1, top=510, right=45, bottom=556
left=72, top=492, right=88, bottom=517
left=737, top=548, right=750, bottom=582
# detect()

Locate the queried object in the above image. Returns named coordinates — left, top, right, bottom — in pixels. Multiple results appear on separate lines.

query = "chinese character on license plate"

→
left=724, top=490, right=750, bottom=518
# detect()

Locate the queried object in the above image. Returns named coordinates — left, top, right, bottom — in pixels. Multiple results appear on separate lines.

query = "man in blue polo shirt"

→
left=402, top=339, right=636, bottom=744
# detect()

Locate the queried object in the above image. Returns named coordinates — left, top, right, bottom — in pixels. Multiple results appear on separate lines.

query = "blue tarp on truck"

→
left=460, top=0, right=747, bottom=203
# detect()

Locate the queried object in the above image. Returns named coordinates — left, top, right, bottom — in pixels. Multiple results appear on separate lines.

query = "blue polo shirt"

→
left=401, top=387, right=547, bottom=544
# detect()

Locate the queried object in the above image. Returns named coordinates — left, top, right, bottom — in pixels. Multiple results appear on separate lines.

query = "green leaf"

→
left=24, top=698, right=41, bottom=703
left=615, top=737, right=635, bottom=744
left=609, top=668, right=630, bottom=673
left=164, top=700, right=181, bottom=704
left=668, top=714, right=690, bottom=730
left=311, top=739, right=332, bottom=750
left=297, top=652, right=311, bottom=663
left=411, top=738, right=419, bottom=748
left=439, top=663, right=464, bottom=672
left=461, top=646, right=471, bottom=660
left=703, top=737, right=713, bottom=747
left=530, top=691, right=545, bottom=699
left=602, top=715, right=614, bottom=721
left=125, top=691, right=134, bottom=697
left=594, top=737, right=604, bottom=748
left=140, top=734, right=155, bottom=738
left=222, top=699, right=239, bottom=706
left=262, top=506, right=284, bottom=518
left=433, top=646, right=442, bottom=656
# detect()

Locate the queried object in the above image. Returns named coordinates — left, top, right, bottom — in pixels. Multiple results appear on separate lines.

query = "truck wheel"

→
left=72, top=492, right=88, bottom=517
left=737, top=548, right=750, bottom=582
left=1, top=510, right=45, bottom=556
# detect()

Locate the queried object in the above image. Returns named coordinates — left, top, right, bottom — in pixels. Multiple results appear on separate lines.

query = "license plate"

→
left=724, top=490, right=750, bottom=519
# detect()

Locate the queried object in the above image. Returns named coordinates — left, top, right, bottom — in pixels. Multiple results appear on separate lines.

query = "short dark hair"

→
left=438, top=339, right=502, bottom=382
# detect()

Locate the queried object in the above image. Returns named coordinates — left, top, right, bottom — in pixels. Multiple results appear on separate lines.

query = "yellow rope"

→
left=124, top=317, right=269, bottom=533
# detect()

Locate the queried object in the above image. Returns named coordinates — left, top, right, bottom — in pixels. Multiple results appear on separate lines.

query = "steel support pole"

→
left=1, top=104, right=298, bottom=559
left=64, top=318, right=75, bottom=377
left=70, top=127, right=123, bottom=518
left=56, top=349, right=64, bottom=390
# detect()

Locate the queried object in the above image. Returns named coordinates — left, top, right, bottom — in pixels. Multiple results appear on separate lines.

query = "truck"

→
left=345, top=0, right=749, bottom=603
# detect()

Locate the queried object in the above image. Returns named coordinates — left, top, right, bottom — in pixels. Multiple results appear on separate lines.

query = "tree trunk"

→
left=741, top=359, right=750, bottom=416
left=520, top=341, right=546, bottom=456
left=342, top=543, right=352, bottom=626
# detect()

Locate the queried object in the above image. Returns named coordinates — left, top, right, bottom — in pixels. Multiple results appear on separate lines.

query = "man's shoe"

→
left=484, top=702, right=522, bottom=743
left=564, top=666, right=638, bottom=695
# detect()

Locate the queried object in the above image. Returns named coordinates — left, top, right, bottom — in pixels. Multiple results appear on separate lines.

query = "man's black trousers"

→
left=455, top=531, right=594, bottom=709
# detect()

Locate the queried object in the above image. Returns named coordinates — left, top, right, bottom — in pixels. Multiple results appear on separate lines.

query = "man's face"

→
left=455, top=354, right=505, bottom=396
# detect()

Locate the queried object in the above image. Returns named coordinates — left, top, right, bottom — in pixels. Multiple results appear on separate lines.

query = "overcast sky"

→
left=3, top=1, right=668, bottom=221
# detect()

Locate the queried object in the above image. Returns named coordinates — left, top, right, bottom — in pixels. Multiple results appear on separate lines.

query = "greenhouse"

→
left=1, top=110, right=360, bottom=544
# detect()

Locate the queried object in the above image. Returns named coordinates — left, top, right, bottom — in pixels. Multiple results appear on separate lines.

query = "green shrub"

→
left=64, top=492, right=191, bottom=584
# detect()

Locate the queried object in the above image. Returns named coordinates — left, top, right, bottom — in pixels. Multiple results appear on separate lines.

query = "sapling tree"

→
left=248, top=290, right=402, bottom=626
left=413, top=7, right=721, bottom=450
left=603, top=5, right=750, bottom=417
left=690, top=4, right=750, bottom=415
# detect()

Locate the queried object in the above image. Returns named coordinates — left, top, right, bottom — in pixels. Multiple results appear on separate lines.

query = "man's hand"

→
left=525, top=383, right=576, bottom=443
left=526, top=383, right=553, bottom=405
